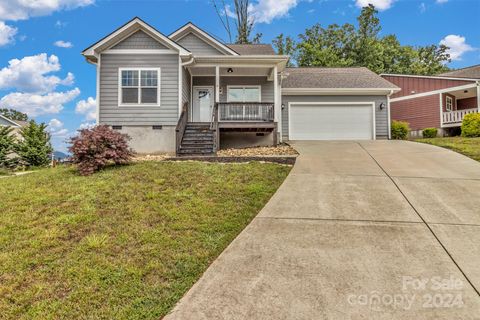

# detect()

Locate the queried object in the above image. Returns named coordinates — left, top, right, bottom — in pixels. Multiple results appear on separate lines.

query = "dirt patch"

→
left=217, top=144, right=298, bottom=157
left=132, top=154, right=172, bottom=162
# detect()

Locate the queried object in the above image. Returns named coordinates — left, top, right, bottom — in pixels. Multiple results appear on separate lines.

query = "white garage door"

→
left=289, top=103, right=375, bottom=140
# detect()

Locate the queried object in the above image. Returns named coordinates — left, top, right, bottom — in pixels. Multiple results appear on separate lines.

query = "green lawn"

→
left=0, top=161, right=291, bottom=319
left=415, top=137, right=480, bottom=162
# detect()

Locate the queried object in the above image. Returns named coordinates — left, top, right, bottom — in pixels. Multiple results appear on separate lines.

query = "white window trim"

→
left=226, top=85, right=262, bottom=102
left=118, top=67, right=161, bottom=107
left=445, top=95, right=453, bottom=112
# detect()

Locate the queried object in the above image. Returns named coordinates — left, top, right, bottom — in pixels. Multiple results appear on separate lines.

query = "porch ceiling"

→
left=188, top=66, right=273, bottom=77
left=449, top=86, right=477, bottom=99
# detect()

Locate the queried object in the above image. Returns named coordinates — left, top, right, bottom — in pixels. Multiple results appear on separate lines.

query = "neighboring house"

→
left=0, top=115, right=26, bottom=139
left=82, top=17, right=399, bottom=155
left=382, top=65, right=480, bottom=137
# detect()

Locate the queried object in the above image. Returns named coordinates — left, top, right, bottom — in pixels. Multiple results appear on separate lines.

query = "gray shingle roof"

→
left=227, top=44, right=276, bottom=55
left=439, top=65, right=480, bottom=79
left=283, top=67, right=399, bottom=89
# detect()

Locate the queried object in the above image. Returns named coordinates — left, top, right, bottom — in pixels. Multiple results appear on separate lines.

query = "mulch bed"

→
left=168, top=156, right=296, bottom=165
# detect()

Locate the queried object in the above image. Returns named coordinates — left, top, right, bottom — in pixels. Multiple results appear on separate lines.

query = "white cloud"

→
left=436, top=0, right=448, bottom=3
left=75, top=97, right=96, bottom=121
left=440, top=35, right=475, bottom=61
left=0, top=0, right=95, bottom=21
left=249, top=0, right=300, bottom=23
left=0, top=21, right=17, bottom=46
left=49, top=118, right=63, bottom=129
left=0, top=53, right=74, bottom=93
left=419, top=2, right=426, bottom=13
left=0, top=88, right=80, bottom=117
left=54, top=40, right=73, bottom=48
left=50, top=128, right=69, bottom=137
left=79, top=122, right=95, bottom=130
left=55, top=20, right=68, bottom=28
left=354, top=0, right=395, bottom=11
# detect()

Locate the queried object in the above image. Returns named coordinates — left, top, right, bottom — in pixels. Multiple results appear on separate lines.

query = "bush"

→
left=422, top=128, right=438, bottom=138
left=0, top=126, right=15, bottom=167
left=15, top=121, right=53, bottom=167
left=461, top=113, right=480, bottom=137
left=391, top=120, right=410, bottom=140
left=69, top=125, right=133, bottom=176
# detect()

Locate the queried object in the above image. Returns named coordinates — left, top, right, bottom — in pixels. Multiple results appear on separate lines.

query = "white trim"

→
left=287, top=102, right=376, bottom=141
left=82, top=18, right=191, bottom=59
left=103, top=49, right=177, bottom=54
left=387, top=95, right=391, bottom=140
left=226, top=85, right=262, bottom=102
left=118, top=67, right=161, bottom=107
left=169, top=23, right=239, bottom=56
left=390, top=83, right=478, bottom=102
left=179, top=57, right=183, bottom=117
left=273, top=65, right=280, bottom=140
left=0, top=114, right=21, bottom=127
left=477, top=82, right=480, bottom=113
left=96, top=54, right=101, bottom=124
left=445, top=95, right=453, bottom=112
left=439, top=94, right=444, bottom=127
left=282, top=88, right=400, bottom=95
left=215, top=66, right=220, bottom=103
left=190, top=73, right=193, bottom=121
left=192, top=86, right=214, bottom=122
left=381, top=73, right=479, bottom=82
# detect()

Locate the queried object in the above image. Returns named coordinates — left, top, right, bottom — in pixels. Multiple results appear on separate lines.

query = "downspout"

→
left=477, top=81, right=480, bottom=113
left=387, top=89, right=394, bottom=140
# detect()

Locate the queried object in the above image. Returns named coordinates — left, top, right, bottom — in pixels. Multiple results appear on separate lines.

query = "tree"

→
left=15, top=120, right=53, bottom=167
left=0, top=126, right=15, bottom=167
left=291, top=5, right=451, bottom=74
left=0, top=108, right=28, bottom=122
left=212, top=0, right=262, bottom=44
left=272, top=34, right=296, bottom=66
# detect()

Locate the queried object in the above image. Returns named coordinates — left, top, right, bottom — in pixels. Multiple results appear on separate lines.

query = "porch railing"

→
left=218, top=102, right=274, bottom=122
left=175, top=102, right=189, bottom=156
left=442, top=108, right=478, bottom=125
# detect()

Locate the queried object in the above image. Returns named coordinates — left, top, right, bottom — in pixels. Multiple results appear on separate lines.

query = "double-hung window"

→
left=119, top=68, right=160, bottom=106
left=227, top=86, right=261, bottom=103
left=445, top=95, right=453, bottom=112
left=225, top=86, right=262, bottom=120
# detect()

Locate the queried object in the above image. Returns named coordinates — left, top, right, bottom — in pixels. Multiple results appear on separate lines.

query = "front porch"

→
left=441, top=85, right=479, bottom=128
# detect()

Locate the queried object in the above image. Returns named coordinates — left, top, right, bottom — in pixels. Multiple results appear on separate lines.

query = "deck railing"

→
left=175, top=102, right=189, bottom=156
left=218, top=102, right=274, bottom=122
left=442, top=108, right=478, bottom=125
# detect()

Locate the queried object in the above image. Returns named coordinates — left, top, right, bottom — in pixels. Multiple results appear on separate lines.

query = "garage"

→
left=289, top=102, right=375, bottom=140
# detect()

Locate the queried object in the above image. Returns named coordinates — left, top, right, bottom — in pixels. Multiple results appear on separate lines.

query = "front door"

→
left=193, top=87, right=214, bottom=122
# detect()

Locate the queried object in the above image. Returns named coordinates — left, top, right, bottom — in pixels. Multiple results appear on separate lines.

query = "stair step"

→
left=181, top=141, right=214, bottom=146
left=178, top=150, right=215, bottom=155
left=183, top=136, right=214, bottom=140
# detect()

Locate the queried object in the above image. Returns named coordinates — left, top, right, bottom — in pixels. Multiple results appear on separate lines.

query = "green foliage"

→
left=0, top=108, right=28, bottom=121
left=391, top=120, right=410, bottom=140
left=422, top=128, right=438, bottom=138
left=0, top=126, right=15, bottom=167
left=416, top=137, right=480, bottom=162
left=290, top=5, right=450, bottom=74
left=15, top=120, right=53, bottom=167
left=272, top=33, right=296, bottom=66
left=461, top=113, right=480, bottom=137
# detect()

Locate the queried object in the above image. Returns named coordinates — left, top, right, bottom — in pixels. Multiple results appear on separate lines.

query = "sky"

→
left=0, top=0, right=479, bottom=152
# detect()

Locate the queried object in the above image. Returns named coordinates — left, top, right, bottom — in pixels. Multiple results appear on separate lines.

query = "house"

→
left=82, top=17, right=400, bottom=155
left=382, top=65, right=480, bottom=137
left=0, top=115, right=26, bottom=139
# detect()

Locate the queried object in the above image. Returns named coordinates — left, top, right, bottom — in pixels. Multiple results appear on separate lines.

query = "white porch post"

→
left=477, top=82, right=480, bottom=112
left=273, top=65, right=281, bottom=143
left=215, top=66, right=220, bottom=103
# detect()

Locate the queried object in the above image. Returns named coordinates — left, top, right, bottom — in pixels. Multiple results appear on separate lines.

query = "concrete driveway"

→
left=165, top=141, right=480, bottom=319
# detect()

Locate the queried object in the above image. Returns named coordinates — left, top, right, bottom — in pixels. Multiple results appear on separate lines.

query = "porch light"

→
left=227, top=68, right=233, bottom=73
left=379, top=102, right=385, bottom=110
left=464, top=90, right=468, bottom=93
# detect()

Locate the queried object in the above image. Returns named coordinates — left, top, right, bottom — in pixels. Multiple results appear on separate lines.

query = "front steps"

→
left=178, top=123, right=216, bottom=156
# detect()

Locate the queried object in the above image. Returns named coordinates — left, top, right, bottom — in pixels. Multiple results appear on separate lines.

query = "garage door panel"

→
left=290, top=104, right=374, bottom=140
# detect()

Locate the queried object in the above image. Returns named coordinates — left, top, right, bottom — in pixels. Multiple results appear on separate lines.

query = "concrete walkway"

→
left=165, top=141, right=480, bottom=319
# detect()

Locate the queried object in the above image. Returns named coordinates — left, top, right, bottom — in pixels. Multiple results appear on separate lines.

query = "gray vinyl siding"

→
left=182, top=68, right=191, bottom=106
left=281, top=95, right=389, bottom=140
left=111, top=30, right=168, bottom=50
left=192, top=76, right=274, bottom=102
left=99, top=53, right=179, bottom=125
left=177, top=33, right=224, bottom=56
left=0, top=117, right=15, bottom=126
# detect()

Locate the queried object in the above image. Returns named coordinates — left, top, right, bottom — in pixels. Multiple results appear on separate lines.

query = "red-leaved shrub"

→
left=69, top=125, right=133, bottom=175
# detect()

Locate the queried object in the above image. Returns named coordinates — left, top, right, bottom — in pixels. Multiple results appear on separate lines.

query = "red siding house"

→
left=382, top=65, right=480, bottom=136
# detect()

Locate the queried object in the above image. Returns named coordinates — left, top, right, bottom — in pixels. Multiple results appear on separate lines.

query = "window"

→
left=227, top=86, right=261, bottom=102
left=119, top=68, right=160, bottom=106
left=446, top=96, right=453, bottom=112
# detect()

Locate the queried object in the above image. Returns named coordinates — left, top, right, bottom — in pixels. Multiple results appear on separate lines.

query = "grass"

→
left=0, top=161, right=291, bottom=319
left=415, top=137, right=480, bottom=162
left=0, top=168, right=11, bottom=176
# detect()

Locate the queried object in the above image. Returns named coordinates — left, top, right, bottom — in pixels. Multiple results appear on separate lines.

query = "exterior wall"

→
left=182, top=68, right=191, bottom=106
left=382, top=75, right=474, bottom=99
left=192, top=76, right=274, bottom=102
left=390, top=94, right=440, bottom=131
left=177, top=33, right=224, bottom=56
left=113, top=125, right=176, bottom=154
left=281, top=95, right=389, bottom=140
left=111, top=31, right=168, bottom=50
left=220, top=132, right=274, bottom=149
left=0, top=118, right=15, bottom=126
left=99, top=53, right=179, bottom=126
left=457, top=97, right=478, bottom=110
